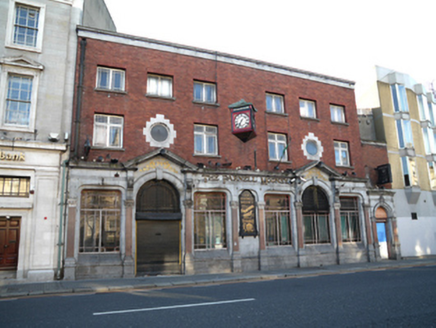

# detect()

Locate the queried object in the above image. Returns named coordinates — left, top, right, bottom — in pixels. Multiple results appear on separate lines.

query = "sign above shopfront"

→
left=0, top=150, right=25, bottom=162
left=202, top=173, right=292, bottom=185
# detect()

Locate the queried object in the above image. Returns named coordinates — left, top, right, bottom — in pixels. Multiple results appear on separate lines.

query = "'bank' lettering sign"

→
left=0, top=150, right=25, bottom=161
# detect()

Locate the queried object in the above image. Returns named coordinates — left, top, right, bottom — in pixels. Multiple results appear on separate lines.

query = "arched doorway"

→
left=302, top=186, right=330, bottom=244
left=136, top=180, right=181, bottom=275
left=375, top=207, right=389, bottom=259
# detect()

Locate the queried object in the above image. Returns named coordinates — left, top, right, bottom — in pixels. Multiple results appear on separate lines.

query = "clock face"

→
left=235, top=113, right=250, bottom=129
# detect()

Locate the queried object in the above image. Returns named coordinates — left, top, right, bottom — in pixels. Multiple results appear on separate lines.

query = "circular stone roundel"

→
left=143, top=114, right=176, bottom=148
left=302, top=132, right=323, bottom=161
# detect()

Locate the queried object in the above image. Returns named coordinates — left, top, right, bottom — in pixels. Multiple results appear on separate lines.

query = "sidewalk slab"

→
left=1, top=258, right=435, bottom=299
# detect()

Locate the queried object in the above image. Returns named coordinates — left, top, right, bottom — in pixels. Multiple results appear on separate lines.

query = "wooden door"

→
left=0, top=217, right=20, bottom=270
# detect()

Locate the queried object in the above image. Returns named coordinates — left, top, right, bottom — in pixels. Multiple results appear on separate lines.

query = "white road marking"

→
left=93, top=298, right=256, bottom=316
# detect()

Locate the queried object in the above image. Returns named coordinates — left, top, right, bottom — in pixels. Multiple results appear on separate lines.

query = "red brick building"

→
left=63, top=26, right=394, bottom=280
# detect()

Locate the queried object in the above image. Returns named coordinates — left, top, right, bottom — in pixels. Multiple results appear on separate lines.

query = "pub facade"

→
left=63, top=26, right=398, bottom=280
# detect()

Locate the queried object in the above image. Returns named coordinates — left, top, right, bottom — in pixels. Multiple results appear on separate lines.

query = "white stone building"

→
left=0, top=0, right=114, bottom=282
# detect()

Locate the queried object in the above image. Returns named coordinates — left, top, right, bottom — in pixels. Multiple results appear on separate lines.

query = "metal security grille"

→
left=136, top=180, right=180, bottom=213
left=302, top=186, right=329, bottom=213
left=194, top=193, right=226, bottom=249
left=0, top=176, right=30, bottom=197
left=340, top=197, right=361, bottom=242
left=302, top=186, right=330, bottom=244
left=265, top=194, right=291, bottom=246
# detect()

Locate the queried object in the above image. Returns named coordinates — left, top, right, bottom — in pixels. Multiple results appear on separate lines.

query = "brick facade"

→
left=72, top=34, right=363, bottom=176
left=64, top=27, right=395, bottom=279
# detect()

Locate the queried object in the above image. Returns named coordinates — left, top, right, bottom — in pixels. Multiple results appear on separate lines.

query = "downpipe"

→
left=56, top=159, right=68, bottom=280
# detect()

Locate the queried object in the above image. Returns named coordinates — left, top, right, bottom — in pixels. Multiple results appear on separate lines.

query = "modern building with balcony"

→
left=357, top=66, right=436, bottom=258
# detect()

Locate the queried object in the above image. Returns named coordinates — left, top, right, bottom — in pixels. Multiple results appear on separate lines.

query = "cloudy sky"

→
left=104, top=0, right=436, bottom=94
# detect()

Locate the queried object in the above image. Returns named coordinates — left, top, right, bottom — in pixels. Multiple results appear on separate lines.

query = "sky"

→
left=104, top=0, right=436, bottom=96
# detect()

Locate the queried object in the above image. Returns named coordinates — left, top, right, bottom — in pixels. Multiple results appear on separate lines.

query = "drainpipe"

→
left=56, top=159, right=68, bottom=280
left=73, top=37, right=87, bottom=159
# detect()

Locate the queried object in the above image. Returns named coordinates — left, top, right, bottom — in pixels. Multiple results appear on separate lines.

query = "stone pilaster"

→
left=123, top=199, right=135, bottom=278
left=257, top=201, right=268, bottom=271
left=230, top=201, right=241, bottom=272
left=63, top=198, right=77, bottom=280
left=333, top=202, right=343, bottom=264
left=184, top=199, right=195, bottom=275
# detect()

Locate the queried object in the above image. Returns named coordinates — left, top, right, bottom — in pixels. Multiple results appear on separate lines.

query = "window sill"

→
left=192, top=100, right=220, bottom=107
left=0, top=125, right=35, bottom=133
left=300, top=116, right=319, bottom=122
left=266, top=111, right=288, bottom=117
left=95, top=88, right=127, bottom=94
left=6, top=43, right=42, bottom=54
left=269, top=159, right=291, bottom=164
left=193, top=154, right=221, bottom=158
left=145, top=94, right=176, bottom=101
left=91, top=146, right=125, bottom=152
left=335, top=165, right=355, bottom=170
left=331, top=121, right=349, bottom=126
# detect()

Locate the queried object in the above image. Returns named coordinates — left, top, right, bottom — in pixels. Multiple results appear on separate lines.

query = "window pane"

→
left=194, top=83, right=202, bottom=100
left=80, top=191, right=121, bottom=253
left=391, top=84, right=399, bottom=112
left=341, top=215, right=348, bottom=240
left=269, top=141, right=276, bottom=159
left=148, top=76, right=157, bottom=94
left=161, top=78, right=171, bottom=97
left=398, top=85, right=408, bottom=112
left=194, top=135, right=203, bottom=153
left=14, top=5, right=40, bottom=47
left=109, top=126, right=121, bottom=147
left=206, top=135, right=215, bottom=154
left=94, top=124, right=107, bottom=146
left=396, top=120, right=405, bottom=148
left=341, top=149, right=349, bottom=166
left=112, top=71, right=124, bottom=90
left=403, top=120, right=413, bottom=147
left=194, top=193, right=226, bottom=249
left=303, top=215, right=314, bottom=243
left=318, top=215, right=330, bottom=243
left=266, top=95, right=273, bottom=111
left=274, top=97, right=282, bottom=112
left=205, top=84, right=214, bottom=102
left=98, top=69, right=109, bottom=89
left=5, top=75, right=32, bottom=126
left=278, top=143, right=285, bottom=159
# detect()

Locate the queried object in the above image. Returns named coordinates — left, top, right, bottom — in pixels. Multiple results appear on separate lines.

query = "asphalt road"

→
left=1, top=266, right=435, bottom=327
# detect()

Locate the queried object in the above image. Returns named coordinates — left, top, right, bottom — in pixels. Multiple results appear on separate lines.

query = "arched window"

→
left=302, top=186, right=330, bottom=244
left=136, top=180, right=180, bottom=213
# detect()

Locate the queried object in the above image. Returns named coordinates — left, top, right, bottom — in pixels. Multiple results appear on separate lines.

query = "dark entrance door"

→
left=0, top=217, right=20, bottom=270
left=136, top=180, right=181, bottom=276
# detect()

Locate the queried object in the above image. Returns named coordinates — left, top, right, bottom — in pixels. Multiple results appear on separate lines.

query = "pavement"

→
left=1, top=257, right=435, bottom=299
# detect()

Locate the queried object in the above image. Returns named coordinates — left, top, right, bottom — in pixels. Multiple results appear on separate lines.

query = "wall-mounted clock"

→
left=229, top=99, right=257, bottom=142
